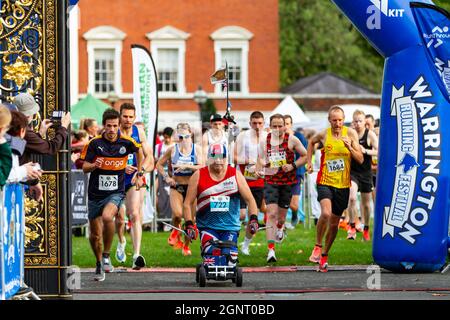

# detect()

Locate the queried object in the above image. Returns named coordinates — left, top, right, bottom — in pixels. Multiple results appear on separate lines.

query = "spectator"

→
left=71, top=130, right=89, bottom=169
left=0, top=105, right=12, bottom=188
left=6, top=111, right=42, bottom=183
left=14, top=92, right=71, bottom=201
left=81, top=118, right=99, bottom=139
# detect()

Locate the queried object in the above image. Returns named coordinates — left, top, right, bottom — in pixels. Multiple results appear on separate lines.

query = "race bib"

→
left=210, top=196, right=230, bottom=212
left=244, top=165, right=257, bottom=180
left=326, top=159, right=345, bottom=173
left=99, top=175, right=118, bottom=191
left=269, top=152, right=287, bottom=168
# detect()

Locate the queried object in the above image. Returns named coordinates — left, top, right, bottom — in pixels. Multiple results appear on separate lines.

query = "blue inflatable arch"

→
left=331, top=0, right=450, bottom=272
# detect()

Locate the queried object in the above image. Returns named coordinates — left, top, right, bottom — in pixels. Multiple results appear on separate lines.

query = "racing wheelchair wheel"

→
left=195, top=263, right=202, bottom=283
left=235, top=267, right=243, bottom=287
left=199, top=265, right=207, bottom=287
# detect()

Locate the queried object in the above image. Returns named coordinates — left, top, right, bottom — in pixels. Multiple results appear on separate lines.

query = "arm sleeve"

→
left=0, top=143, right=13, bottom=187
left=24, top=126, right=67, bottom=156
left=80, top=140, right=96, bottom=162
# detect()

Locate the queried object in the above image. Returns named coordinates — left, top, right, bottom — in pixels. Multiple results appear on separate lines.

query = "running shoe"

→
left=102, top=256, right=114, bottom=273
left=94, top=262, right=105, bottom=282
left=309, top=245, right=322, bottom=263
left=347, top=228, right=357, bottom=240
left=338, top=219, right=348, bottom=230
left=318, top=255, right=328, bottom=273
left=363, top=229, right=371, bottom=242
left=168, top=229, right=180, bottom=246
left=182, top=245, right=192, bottom=256
left=240, top=242, right=250, bottom=256
left=267, top=249, right=277, bottom=263
left=356, top=223, right=364, bottom=233
left=285, top=222, right=295, bottom=230
left=275, top=227, right=286, bottom=243
left=115, top=238, right=126, bottom=263
left=174, top=240, right=184, bottom=250
left=132, top=254, right=146, bottom=270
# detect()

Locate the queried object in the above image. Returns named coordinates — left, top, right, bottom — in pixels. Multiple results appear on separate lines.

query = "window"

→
left=94, top=49, right=115, bottom=94
left=84, top=26, right=126, bottom=97
left=157, top=48, right=179, bottom=92
left=211, top=26, right=253, bottom=95
left=147, top=26, right=190, bottom=96
left=221, top=49, right=242, bottom=92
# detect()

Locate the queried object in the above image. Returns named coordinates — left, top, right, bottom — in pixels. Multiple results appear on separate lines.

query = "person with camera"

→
left=13, top=93, right=71, bottom=201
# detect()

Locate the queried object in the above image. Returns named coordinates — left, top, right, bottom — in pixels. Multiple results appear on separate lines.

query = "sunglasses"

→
left=178, top=134, right=191, bottom=140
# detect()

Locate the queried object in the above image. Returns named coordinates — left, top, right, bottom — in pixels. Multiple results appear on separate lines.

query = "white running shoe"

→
left=115, top=238, right=126, bottom=263
left=240, top=242, right=250, bottom=256
left=275, top=227, right=286, bottom=243
left=285, top=222, right=295, bottom=230
left=267, top=249, right=277, bottom=263
left=102, top=256, right=114, bottom=273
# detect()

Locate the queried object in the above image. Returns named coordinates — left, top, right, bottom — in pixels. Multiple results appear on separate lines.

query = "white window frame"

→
left=84, top=26, right=126, bottom=98
left=211, top=26, right=253, bottom=96
left=147, top=26, right=190, bottom=98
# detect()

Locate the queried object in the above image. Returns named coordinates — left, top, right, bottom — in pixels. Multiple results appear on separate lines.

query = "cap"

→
left=14, top=93, right=39, bottom=117
left=208, top=143, right=228, bottom=160
left=210, top=113, right=223, bottom=122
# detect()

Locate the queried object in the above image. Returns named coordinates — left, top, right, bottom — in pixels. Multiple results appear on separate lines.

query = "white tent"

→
left=268, top=95, right=310, bottom=126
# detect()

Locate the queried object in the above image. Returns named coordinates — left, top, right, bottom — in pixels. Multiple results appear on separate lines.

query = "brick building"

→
left=69, top=0, right=282, bottom=128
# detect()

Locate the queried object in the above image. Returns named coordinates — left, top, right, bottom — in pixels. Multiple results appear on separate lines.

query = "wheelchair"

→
left=195, top=240, right=243, bottom=287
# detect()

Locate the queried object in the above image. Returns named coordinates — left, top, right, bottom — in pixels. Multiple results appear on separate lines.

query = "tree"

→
left=280, top=0, right=384, bottom=93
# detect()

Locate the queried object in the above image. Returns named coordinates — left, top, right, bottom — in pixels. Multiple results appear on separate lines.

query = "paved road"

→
left=73, top=266, right=450, bottom=300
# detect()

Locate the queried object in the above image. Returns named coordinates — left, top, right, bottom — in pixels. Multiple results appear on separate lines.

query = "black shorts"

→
left=170, top=184, right=188, bottom=200
left=239, top=187, right=264, bottom=209
left=317, top=185, right=350, bottom=216
left=351, top=171, right=373, bottom=193
left=264, top=183, right=293, bottom=209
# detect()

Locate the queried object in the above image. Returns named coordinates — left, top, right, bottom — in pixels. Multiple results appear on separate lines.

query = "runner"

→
left=154, top=127, right=175, bottom=229
left=115, top=103, right=154, bottom=270
left=307, top=106, right=363, bottom=272
left=347, top=110, right=378, bottom=241
left=284, top=115, right=308, bottom=229
left=202, top=114, right=228, bottom=163
left=183, top=143, right=259, bottom=268
left=155, top=122, right=204, bottom=256
left=234, top=111, right=267, bottom=255
left=257, top=113, right=307, bottom=263
left=81, top=108, right=142, bottom=281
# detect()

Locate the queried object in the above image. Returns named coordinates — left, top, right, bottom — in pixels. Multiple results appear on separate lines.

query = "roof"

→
left=282, top=72, right=376, bottom=95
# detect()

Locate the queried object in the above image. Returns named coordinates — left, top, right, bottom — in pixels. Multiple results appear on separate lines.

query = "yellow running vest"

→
left=317, top=126, right=351, bottom=188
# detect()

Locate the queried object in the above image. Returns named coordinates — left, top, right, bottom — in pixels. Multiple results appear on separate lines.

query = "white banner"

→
left=131, top=44, right=158, bottom=224
left=131, top=44, right=158, bottom=146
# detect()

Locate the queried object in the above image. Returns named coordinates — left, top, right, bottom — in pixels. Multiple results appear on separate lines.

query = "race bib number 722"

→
left=210, top=196, right=230, bottom=212
left=99, top=175, right=118, bottom=191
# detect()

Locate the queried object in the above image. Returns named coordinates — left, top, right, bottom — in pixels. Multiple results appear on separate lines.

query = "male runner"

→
left=115, top=103, right=154, bottom=270
left=202, top=114, right=228, bottom=163
left=347, top=110, right=378, bottom=241
left=183, top=143, right=259, bottom=267
left=234, top=111, right=267, bottom=255
left=258, top=114, right=307, bottom=263
left=307, top=106, right=363, bottom=272
left=81, top=108, right=142, bottom=281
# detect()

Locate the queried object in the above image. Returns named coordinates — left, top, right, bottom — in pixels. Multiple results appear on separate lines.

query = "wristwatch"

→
left=137, top=169, right=145, bottom=177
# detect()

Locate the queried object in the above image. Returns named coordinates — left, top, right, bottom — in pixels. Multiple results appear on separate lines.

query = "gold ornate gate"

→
left=1, top=0, right=71, bottom=298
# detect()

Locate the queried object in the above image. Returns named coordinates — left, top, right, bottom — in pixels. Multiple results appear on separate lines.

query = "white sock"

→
left=243, top=237, right=252, bottom=246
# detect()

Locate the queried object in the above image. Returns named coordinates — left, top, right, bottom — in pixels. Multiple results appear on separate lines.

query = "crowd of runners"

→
left=74, top=103, right=379, bottom=281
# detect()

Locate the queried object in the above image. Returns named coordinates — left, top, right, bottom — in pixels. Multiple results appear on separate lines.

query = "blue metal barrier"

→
left=0, top=183, right=25, bottom=300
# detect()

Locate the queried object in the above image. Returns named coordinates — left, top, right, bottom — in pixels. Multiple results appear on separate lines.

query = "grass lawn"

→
left=72, top=223, right=375, bottom=268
